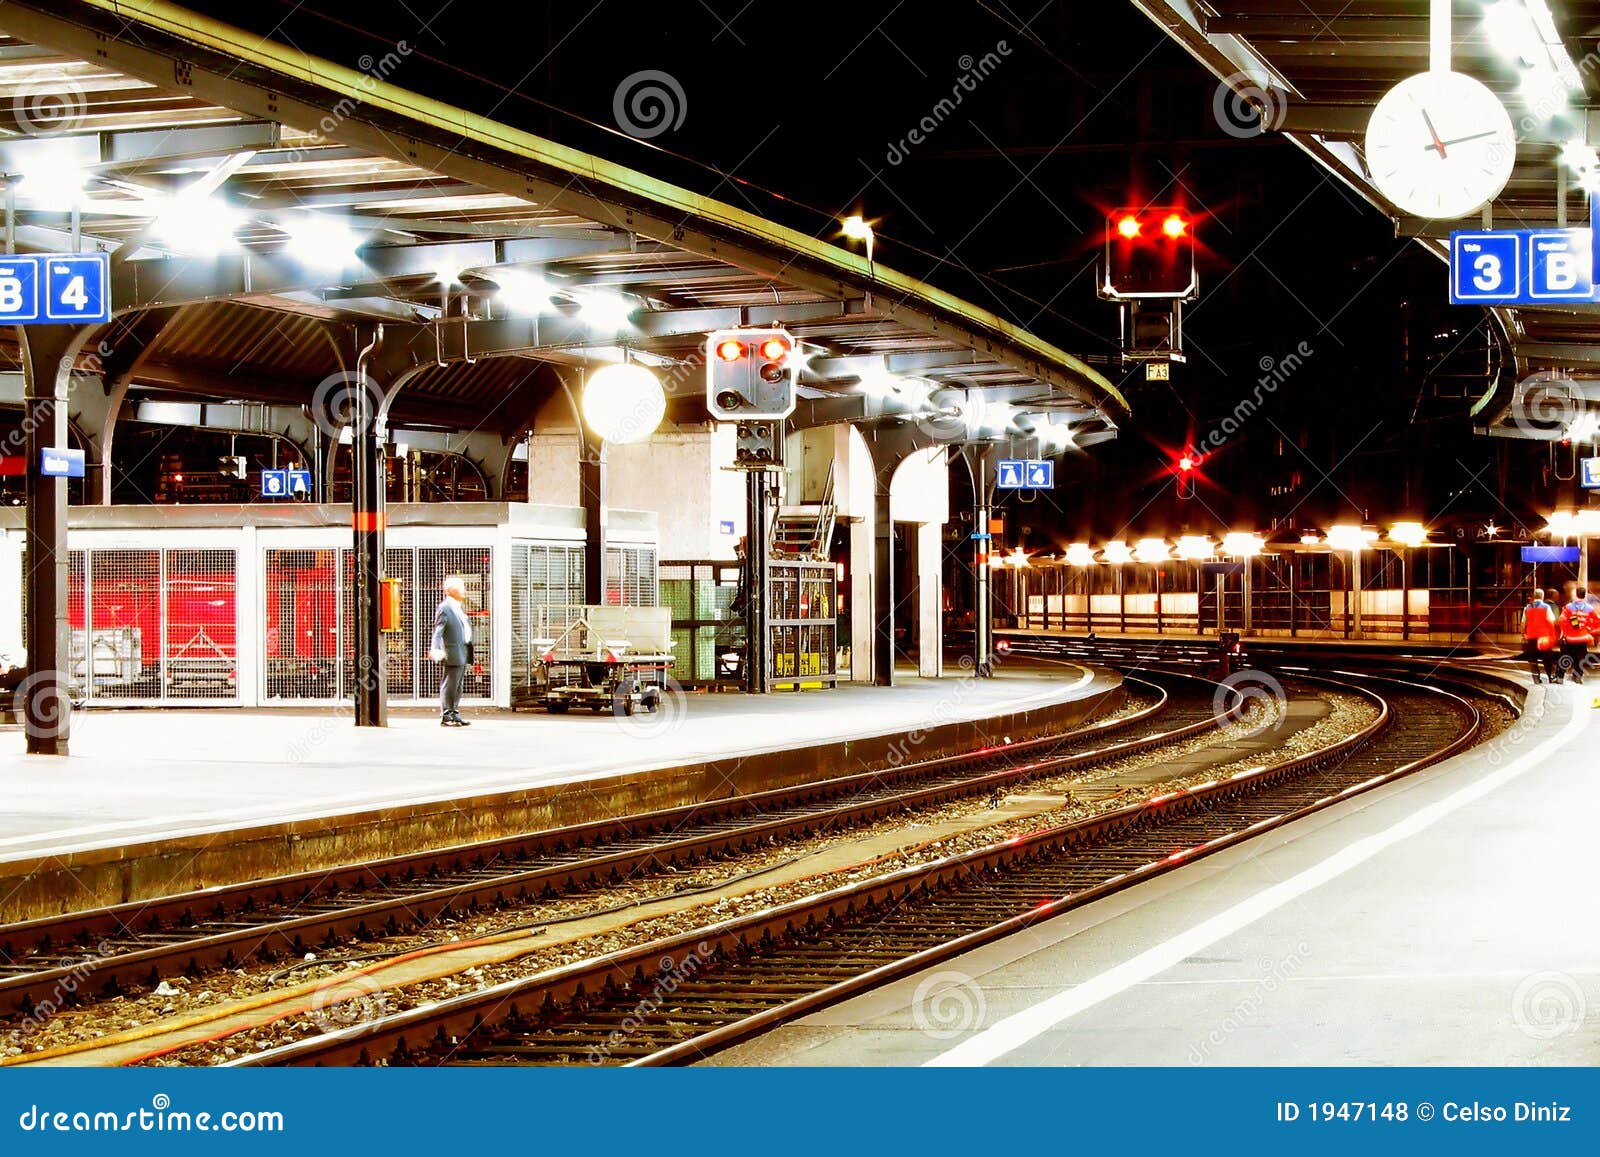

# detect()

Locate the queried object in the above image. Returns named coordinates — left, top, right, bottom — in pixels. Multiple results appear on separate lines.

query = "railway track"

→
left=233, top=670, right=1482, bottom=1068
left=0, top=667, right=1238, bottom=1020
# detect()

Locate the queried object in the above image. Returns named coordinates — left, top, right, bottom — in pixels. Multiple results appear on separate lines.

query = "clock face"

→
left=1365, top=71, right=1517, bottom=219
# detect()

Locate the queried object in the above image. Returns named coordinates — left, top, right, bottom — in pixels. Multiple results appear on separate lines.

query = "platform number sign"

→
left=1449, top=228, right=1598, bottom=304
left=262, top=468, right=312, bottom=498
left=1582, top=457, right=1600, bottom=490
left=996, top=459, right=1055, bottom=490
left=0, top=252, right=111, bottom=324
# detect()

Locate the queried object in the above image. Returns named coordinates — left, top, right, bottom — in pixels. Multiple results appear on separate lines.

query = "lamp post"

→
left=1327, top=524, right=1376, bottom=639
left=1387, top=521, right=1428, bottom=640
left=1221, top=532, right=1265, bottom=635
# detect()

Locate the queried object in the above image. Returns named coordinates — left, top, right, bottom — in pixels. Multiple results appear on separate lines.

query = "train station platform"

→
left=710, top=677, right=1598, bottom=1067
left=0, top=663, right=1119, bottom=921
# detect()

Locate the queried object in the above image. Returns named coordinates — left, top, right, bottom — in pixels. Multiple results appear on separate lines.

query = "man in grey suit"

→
left=429, top=574, right=473, bottom=727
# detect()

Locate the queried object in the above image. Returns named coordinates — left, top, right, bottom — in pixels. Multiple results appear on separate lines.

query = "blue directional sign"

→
left=38, top=447, right=84, bottom=478
left=1523, top=545, right=1582, bottom=563
left=0, top=252, right=110, bottom=324
left=42, top=254, right=110, bottom=322
left=1582, top=457, right=1600, bottom=490
left=261, top=469, right=288, bottom=497
left=1449, top=228, right=1598, bottom=305
left=718, top=519, right=735, bottom=535
left=287, top=469, right=312, bottom=495
left=996, top=459, right=1054, bottom=490
left=0, top=257, right=41, bottom=322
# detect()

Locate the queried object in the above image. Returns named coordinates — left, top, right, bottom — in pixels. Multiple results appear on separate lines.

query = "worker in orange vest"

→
left=1521, top=587, right=1559, bottom=684
left=1556, top=586, right=1599, bottom=684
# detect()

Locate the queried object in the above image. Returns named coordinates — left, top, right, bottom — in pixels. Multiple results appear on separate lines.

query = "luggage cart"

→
left=526, top=605, right=675, bottom=715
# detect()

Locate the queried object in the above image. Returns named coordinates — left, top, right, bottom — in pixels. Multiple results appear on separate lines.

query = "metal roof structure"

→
left=1129, top=0, right=1600, bottom=440
left=0, top=0, right=1125, bottom=452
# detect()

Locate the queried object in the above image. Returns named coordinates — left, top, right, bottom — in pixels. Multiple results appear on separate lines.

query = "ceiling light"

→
left=1101, top=539, right=1132, bottom=565
left=280, top=213, right=360, bottom=269
left=1387, top=521, right=1428, bottom=548
left=1134, top=537, right=1170, bottom=563
left=581, top=362, right=665, bottom=445
left=150, top=191, right=243, bottom=256
left=1064, top=543, right=1096, bottom=567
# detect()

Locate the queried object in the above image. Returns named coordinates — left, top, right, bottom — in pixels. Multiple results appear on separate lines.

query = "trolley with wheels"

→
left=526, top=605, right=675, bottom=716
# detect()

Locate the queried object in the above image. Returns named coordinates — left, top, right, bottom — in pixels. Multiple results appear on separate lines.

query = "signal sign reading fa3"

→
left=706, top=328, right=797, bottom=420
left=1102, top=210, right=1197, bottom=300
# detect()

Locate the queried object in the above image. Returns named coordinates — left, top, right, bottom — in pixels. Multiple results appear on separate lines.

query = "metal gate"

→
left=62, top=547, right=240, bottom=704
left=262, top=544, right=494, bottom=703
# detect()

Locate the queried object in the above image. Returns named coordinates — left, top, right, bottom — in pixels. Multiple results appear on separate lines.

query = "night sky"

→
left=183, top=0, right=1542, bottom=545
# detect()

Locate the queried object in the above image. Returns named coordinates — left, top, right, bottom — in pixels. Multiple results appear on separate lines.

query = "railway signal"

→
left=705, top=328, right=797, bottom=421
left=1102, top=209, right=1196, bottom=300
left=1176, top=450, right=1199, bottom=499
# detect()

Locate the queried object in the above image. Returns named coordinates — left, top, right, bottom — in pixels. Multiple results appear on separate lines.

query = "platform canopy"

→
left=1129, top=0, right=1600, bottom=441
left=0, top=0, right=1125, bottom=451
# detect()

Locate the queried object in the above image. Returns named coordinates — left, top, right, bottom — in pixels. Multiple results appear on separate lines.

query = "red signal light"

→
left=1178, top=455, right=1194, bottom=472
left=715, top=338, right=745, bottom=362
left=1162, top=214, right=1187, bottom=238
left=1116, top=215, right=1141, bottom=239
left=758, top=337, right=789, bottom=360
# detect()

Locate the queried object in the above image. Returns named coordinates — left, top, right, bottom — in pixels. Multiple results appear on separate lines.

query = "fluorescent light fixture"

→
left=1133, top=537, right=1170, bottom=563
left=1064, top=542, right=1096, bottom=567
left=1175, top=534, right=1213, bottom=561
left=493, top=270, right=556, bottom=316
left=1388, top=521, right=1428, bottom=548
left=576, top=291, right=635, bottom=329
left=280, top=213, right=360, bottom=269
left=150, top=190, right=243, bottom=255
left=1221, top=531, right=1265, bottom=557
left=1101, top=539, right=1132, bottom=565
left=1326, top=523, right=1375, bottom=552
left=14, top=153, right=88, bottom=207
left=1005, top=547, right=1030, bottom=569
left=1035, top=418, right=1074, bottom=450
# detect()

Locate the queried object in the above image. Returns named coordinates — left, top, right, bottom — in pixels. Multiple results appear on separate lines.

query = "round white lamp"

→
left=581, top=362, right=665, bottom=445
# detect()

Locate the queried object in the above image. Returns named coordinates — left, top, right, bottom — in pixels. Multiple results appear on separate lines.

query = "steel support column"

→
left=18, top=325, right=85, bottom=755
left=744, top=469, right=771, bottom=694
left=579, top=435, right=606, bottom=605
left=352, top=330, right=387, bottom=727
left=965, top=446, right=994, bottom=675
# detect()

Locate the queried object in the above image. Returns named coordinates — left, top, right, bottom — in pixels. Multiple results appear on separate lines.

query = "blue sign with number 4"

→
left=0, top=252, right=110, bottom=324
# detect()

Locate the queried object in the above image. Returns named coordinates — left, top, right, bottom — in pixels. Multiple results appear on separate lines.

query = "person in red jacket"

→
left=1556, top=586, right=1599, bottom=684
left=1521, top=588, right=1559, bottom=684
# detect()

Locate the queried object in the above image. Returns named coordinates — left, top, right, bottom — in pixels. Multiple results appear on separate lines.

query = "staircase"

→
left=769, top=460, right=836, bottom=560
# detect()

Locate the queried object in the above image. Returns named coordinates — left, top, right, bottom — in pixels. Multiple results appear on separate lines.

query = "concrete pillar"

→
left=849, top=511, right=874, bottom=684
left=916, top=521, right=942, bottom=678
left=872, top=475, right=894, bottom=687
left=19, top=325, right=83, bottom=754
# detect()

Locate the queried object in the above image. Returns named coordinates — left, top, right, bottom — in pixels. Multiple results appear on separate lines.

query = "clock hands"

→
left=1419, top=129, right=1499, bottom=152
left=1420, top=108, right=1448, bottom=158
